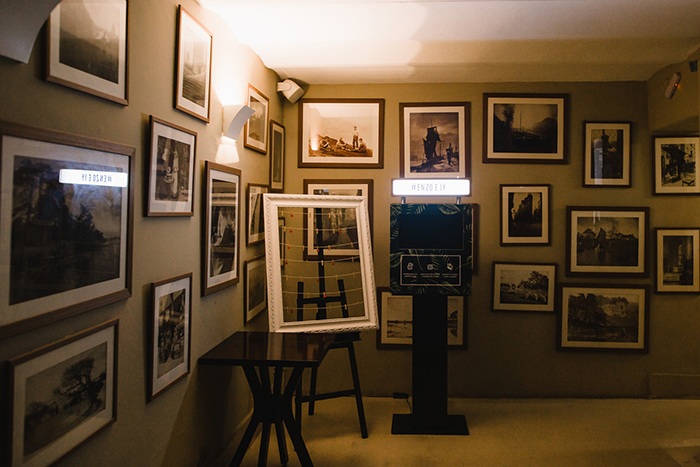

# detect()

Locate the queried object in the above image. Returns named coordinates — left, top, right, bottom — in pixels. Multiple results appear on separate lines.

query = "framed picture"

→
left=244, top=84, right=269, bottom=154
left=146, top=116, right=197, bottom=216
left=500, top=184, right=550, bottom=245
left=653, top=136, right=699, bottom=194
left=566, top=206, right=649, bottom=277
left=303, top=179, right=374, bottom=259
left=655, top=228, right=700, bottom=293
left=244, top=255, right=267, bottom=323
left=492, top=262, right=557, bottom=312
left=557, top=284, right=649, bottom=352
left=202, top=162, right=241, bottom=296
left=298, top=98, right=384, bottom=168
left=269, top=120, right=285, bottom=192
left=247, top=183, right=269, bottom=245
left=149, top=273, right=191, bottom=401
left=7, top=319, right=118, bottom=467
left=583, top=122, right=631, bottom=187
left=0, top=121, right=134, bottom=339
left=483, top=93, right=567, bottom=163
left=399, top=102, right=470, bottom=178
left=376, top=287, right=467, bottom=349
left=174, top=6, right=212, bottom=122
left=46, top=0, right=128, bottom=105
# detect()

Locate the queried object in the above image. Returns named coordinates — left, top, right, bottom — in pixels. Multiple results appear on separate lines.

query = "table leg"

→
left=229, top=365, right=263, bottom=467
left=283, top=367, right=314, bottom=467
left=273, top=367, right=289, bottom=465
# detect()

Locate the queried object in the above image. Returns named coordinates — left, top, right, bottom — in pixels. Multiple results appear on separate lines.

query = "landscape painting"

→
left=492, top=262, right=556, bottom=312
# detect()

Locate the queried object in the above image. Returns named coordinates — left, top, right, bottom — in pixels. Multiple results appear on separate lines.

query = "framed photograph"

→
left=566, top=206, right=649, bottom=277
left=244, top=84, right=269, bottom=154
left=653, top=136, right=699, bottom=194
left=0, top=121, right=134, bottom=339
left=149, top=273, right=191, bottom=401
left=655, top=228, right=700, bottom=293
left=269, top=120, right=285, bottom=192
left=244, top=255, right=267, bottom=323
left=247, top=183, right=269, bottom=245
left=376, top=287, right=467, bottom=349
left=399, top=102, right=470, bottom=178
left=202, top=162, right=241, bottom=296
left=483, top=93, right=567, bottom=163
left=46, top=0, right=128, bottom=105
left=557, top=284, right=649, bottom=352
left=492, top=262, right=557, bottom=312
left=583, top=122, right=631, bottom=187
left=147, top=116, right=197, bottom=216
left=174, top=6, right=212, bottom=122
left=303, top=179, right=374, bottom=259
left=298, top=98, right=384, bottom=168
left=500, top=184, right=550, bottom=245
left=7, top=319, right=118, bottom=467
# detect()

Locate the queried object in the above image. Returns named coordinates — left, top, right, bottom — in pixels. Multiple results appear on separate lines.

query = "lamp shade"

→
left=223, top=104, right=255, bottom=140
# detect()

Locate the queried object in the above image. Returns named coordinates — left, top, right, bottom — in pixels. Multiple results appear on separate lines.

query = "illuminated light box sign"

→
left=392, top=178, right=470, bottom=197
left=390, top=203, right=472, bottom=296
left=59, top=169, right=128, bottom=187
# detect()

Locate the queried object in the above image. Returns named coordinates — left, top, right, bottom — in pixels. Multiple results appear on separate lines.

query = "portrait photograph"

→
left=298, top=98, right=384, bottom=168
left=175, top=6, right=212, bottom=122
left=399, top=102, right=470, bottom=179
left=244, top=255, right=267, bottom=323
left=655, top=228, right=700, bottom=293
left=244, top=84, right=269, bottom=154
left=654, top=136, right=699, bottom=194
left=492, top=262, right=557, bottom=312
left=583, top=122, right=631, bottom=187
left=247, top=183, right=268, bottom=245
left=500, top=184, right=550, bottom=245
left=47, top=0, right=128, bottom=105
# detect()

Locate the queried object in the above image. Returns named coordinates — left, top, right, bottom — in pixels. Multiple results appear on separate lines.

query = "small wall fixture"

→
left=276, top=79, right=304, bottom=103
left=223, top=104, right=255, bottom=140
left=665, top=72, right=681, bottom=99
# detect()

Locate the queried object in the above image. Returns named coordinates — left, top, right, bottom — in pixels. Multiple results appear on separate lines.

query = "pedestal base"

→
left=391, top=413, right=469, bottom=435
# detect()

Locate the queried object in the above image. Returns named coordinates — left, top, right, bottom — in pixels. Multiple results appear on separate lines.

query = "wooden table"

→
left=198, top=331, right=334, bottom=467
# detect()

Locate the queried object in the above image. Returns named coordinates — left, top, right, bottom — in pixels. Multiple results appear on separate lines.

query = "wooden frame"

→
left=244, top=255, right=267, bottom=323
left=376, top=287, right=467, bottom=349
left=653, top=136, right=699, bottom=194
left=0, top=121, right=134, bottom=339
left=655, top=228, right=700, bottom=293
left=399, top=102, right=470, bottom=179
left=269, top=120, right=285, bottom=192
left=557, top=283, right=649, bottom=352
left=148, top=273, right=192, bottom=402
left=566, top=206, right=649, bottom=277
left=247, top=183, right=269, bottom=245
left=483, top=93, right=567, bottom=164
left=146, top=116, right=197, bottom=216
left=46, top=0, right=129, bottom=105
left=583, top=122, right=631, bottom=187
left=7, top=319, right=118, bottom=467
left=492, top=262, right=557, bottom=312
left=244, top=84, right=269, bottom=154
left=202, top=161, right=241, bottom=296
left=174, top=6, right=212, bottom=122
left=500, top=184, right=550, bottom=245
left=303, top=179, right=374, bottom=259
left=298, top=98, right=384, bottom=168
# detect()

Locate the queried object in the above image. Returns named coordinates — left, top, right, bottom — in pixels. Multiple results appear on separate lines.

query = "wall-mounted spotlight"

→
left=665, top=72, right=681, bottom=99
left=277, top=79, right=304, bottom=103
left=222, top=104, right=255, bottom=141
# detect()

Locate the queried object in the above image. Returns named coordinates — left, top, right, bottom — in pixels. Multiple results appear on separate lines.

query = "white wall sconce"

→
left=222, top=104, right=254, bottom=141
left=276, top=79, right=304, bottom=103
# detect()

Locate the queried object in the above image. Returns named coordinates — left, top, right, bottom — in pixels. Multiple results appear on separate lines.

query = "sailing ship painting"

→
left=408, top=112, right=461, bottom=174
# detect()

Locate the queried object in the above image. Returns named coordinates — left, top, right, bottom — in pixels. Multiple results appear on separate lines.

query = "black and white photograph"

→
left=175, top=6, right=212, bottom=122
left=47, top=0, right=128, bottom=104
left=244, top=256, right=267, bottom=323
left=8, top=319, right=118, bottom=467
left=299, top=99, right=384, bottom=168
left=244, top=84, right=269, bottom=154
left=558, top=284, right=649, bottom=352
left=203, top=162, right=240, bottom=296
left=147, top=116, right=196, bottom=216
left=483, top=93, right=567, bottom=163
left=247, top=183, right=268, bottom=245
left=567, top=206, right=649, bottom=276
left=583, top=122, right=631, bottom=187
left=500, top=184, right=550, bottom=245
left=269, top=120, right=285, bottom=191
left=492, top=262, right=557, bottom=312
left=654, top=136, right=699, bottom=194
left=0, top=122, right=133, bottom=339
left=655, top=228, right=700, bottom=293
left=400, top=102, right=470, bottom=179
left=149, top=273, right=191, bottom=401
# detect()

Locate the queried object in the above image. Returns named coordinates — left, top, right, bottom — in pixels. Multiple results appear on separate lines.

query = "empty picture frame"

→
left=263, top=194, right=378, bottom=333
left=583, top=122, right=631, bottom=187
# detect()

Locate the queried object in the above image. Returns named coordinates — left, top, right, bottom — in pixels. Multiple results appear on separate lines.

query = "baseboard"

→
left=208, top=408, right=255, bottom=467
left=649, top=373, right=700, bottom=399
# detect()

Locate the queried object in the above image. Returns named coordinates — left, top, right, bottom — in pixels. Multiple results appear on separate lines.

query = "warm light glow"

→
left=392, top=178, right=470, bottom=197
left=59, top=169, right=128, bottom=187
left=215, top=140, right=240, bottom=164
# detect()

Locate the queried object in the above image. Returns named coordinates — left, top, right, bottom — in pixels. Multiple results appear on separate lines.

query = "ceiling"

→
left=197, top=0, right=700, bottom=85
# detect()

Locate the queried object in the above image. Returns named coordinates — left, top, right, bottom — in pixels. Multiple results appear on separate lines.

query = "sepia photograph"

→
left=247, top=183, right=268, bottom=245
left=175, top=6, right=212, bottom=122
left=584, top=122, right=631, bottom=187
left=269, top=120, right=285, bottom=191
left=500, top=184, right=550, bottom=245
left=654, top=136, right=699, bottom=194
left=244, top=256, right=267, bottom=323
left=655, top=228, right=700, bottom=293
left=244, top=84, right=269, bottom=154
left=492, top=262, right=557, bottom=312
